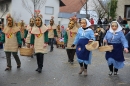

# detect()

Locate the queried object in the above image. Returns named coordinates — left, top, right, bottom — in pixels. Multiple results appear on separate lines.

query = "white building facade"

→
left=0, top=0, right=62, bottom=25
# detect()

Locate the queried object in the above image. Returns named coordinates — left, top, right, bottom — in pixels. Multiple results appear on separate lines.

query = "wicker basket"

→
left=98, top=45, right=113, bottom=52
left=19, top=47, right=33, bottom=56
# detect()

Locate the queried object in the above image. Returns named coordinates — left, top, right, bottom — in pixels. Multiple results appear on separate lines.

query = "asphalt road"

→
left=0, top=46, right=130, bottom=86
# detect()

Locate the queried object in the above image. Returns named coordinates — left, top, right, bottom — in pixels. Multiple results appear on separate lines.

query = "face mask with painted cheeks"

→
left=50, top=19, right=54, bottom=26
left=68, top=21, right=75, bottom=29
left=35, top=17, right=42, bottom=27
left=7, top=17, right=13, bottom=27
left=30, top=18, right=34, bottom=27
left=111, top=22, right=118, bottom=31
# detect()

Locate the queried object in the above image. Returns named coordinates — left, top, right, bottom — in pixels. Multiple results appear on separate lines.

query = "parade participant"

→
left=56, top=25, right=61, bottom=38
left=64, top=16, right=79, bottom=64
left=19, top=20, right=26, bottom=46
left=95, top=26, right=103, bottom=47
left=47, top=16, right=57, bottom=52
left=30, top=10, right=48, bottom=73
left=24, top=18, right=35, bottom=48
left=0, top=14, right=22, bottom=71
left=71, top=19, right=95, bottom=76
left=103, top=21, right=129, bottom=76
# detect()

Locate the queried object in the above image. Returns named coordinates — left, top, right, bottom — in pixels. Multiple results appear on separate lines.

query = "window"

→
left=45, top=6, right=54, bottom=15
left=124, top=5, right=130, bottom=20
left=45, top=20, right=50, bottom=26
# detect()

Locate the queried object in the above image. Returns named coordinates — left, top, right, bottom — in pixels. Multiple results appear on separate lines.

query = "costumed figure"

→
left=30, top=10, right=48, bottom=73
left=19, top=20, right=26, bottom=46
left=24, top=17, right=35, bottom=48
left=47, top=16, right=57, bottom=52
left=71, top=19, right=95, bottom=76
left=64, top=16, right=79, bottom=64
left=56, top=25, right=61, bottom=38
left=0, top=13, right=22, bottom=71
left=103, top=21, right=129, bottom=76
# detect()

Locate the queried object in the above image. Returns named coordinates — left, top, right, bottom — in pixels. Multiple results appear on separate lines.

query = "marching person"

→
left=103, top=21, right=129, bottom=76
left=19, top=20, right=26, bottom=46
left=30, top=10, right=48, bottom=73
left=24, top=17, right=35, bottom=48
left=47, top=16, right=57, bottom=52
left=71, top=19, right=95, bottom=76
left=64, top=16, right=79, bottom=64
left=0, top=13, right=22, bottom=71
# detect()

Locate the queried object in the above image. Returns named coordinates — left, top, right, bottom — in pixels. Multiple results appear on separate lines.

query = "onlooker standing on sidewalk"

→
left=0, top=14, right=22, bottom=71
left=117, top=16, right=123, bottom=24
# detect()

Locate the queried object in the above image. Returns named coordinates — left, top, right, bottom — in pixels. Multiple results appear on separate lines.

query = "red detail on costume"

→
left=70, top=31, right=72, bottom=37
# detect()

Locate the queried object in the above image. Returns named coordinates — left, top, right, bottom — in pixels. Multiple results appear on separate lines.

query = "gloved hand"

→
left=71, top=44, right=75, bottom=47
left=18, top=45, right=22, bottom=48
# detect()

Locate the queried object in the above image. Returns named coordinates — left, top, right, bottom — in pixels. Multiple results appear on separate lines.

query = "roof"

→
left=58, top=12, right=87, bottom=18
left=59, top=0, right=66, bottom=7
left=60, top=0, right=86, bottom=13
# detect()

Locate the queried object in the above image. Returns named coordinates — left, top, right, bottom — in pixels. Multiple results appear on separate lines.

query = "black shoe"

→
left=35, top=68, right=39, bottom=71
left=50, top=50, right=53, bottom=52
left=114, top=72, right=117, bottom=75
left=70, top=61, right=73, bottom=65
left=38, top=68, right=42, bottom=73
left=5, top=67, right=11, bottom=71
left=109, top=71, right=113, bottom=76
left=17, top=65, right=21, bottom=68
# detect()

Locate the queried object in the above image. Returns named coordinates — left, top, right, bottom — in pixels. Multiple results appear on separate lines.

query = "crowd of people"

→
left=0, top=12, right=129, bottom=76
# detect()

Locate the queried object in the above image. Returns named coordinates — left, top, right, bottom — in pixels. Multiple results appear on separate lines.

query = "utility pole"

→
left=86, top=0, right=88, bottom=19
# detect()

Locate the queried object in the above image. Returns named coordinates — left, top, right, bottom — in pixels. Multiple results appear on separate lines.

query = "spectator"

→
left=121, top=18, right=127, bottom=26
left=103, top=18, right=108, bottom=24
left=97, top=18, right=102, bottom=25
left=90, top=18, right=94, bottom=25
left=117, top=16, right=123, bottom=24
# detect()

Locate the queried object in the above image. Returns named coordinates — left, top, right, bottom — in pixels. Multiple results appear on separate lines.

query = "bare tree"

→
left=12, top=11, right=21, bottom=23
left=22, top=0, right=47, bottom=16
left=0, top=3, right=9, bottom=18
left=93, top=0, right=107, bottom=19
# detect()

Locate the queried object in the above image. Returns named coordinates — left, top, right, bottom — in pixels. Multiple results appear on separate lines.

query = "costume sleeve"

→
left=0, top=33, right=5, bottom=43
left=30, top=34, right=35, bottom=45
left=64, top=31, right=68, bottom=44
left=54, top=29, right=58, bottom=37
left=16, top=31, right=22, bottom=45
left=24, top=29, right=28, bottom=38
left=73, top=30, right=79, bottom=45
left=120, top=32, right=128, bottom=48
left=44, top=31, right=49, bottom=43
left=90, top=30, right=95, bottom=40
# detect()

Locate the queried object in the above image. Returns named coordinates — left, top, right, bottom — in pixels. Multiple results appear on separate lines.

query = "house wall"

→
left=1, top=0, right=59, bottom=25
left=59, top=18, right=69, bottom=29
left=116, top=0, right=130, bottom=25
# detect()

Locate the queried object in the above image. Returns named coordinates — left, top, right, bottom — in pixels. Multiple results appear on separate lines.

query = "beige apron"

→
left=47, top=24, right=57, bottom=38
left=26, top=25, right=32, bottom=43
left=3, top=26, right=20, bottom=52
left=31, top=25, right=48, bottom=54
left=66, top=26, right=78, bottom=49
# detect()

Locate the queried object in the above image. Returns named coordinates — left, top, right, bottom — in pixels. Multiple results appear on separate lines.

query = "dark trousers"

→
left=66, top=49, right=76, bottom=62
left=36, top=53, right=44, bottom=69
left=5, top=52, right=21, bottom=67
left=79, top=63, right=88, bottom=69
left=21, top=38, right=25, bottom=46
left=109, top=64, right=118, bottom=72
left=49, top=38, right=54, bottom=51
left=97, top=40, right=102, bottom=47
